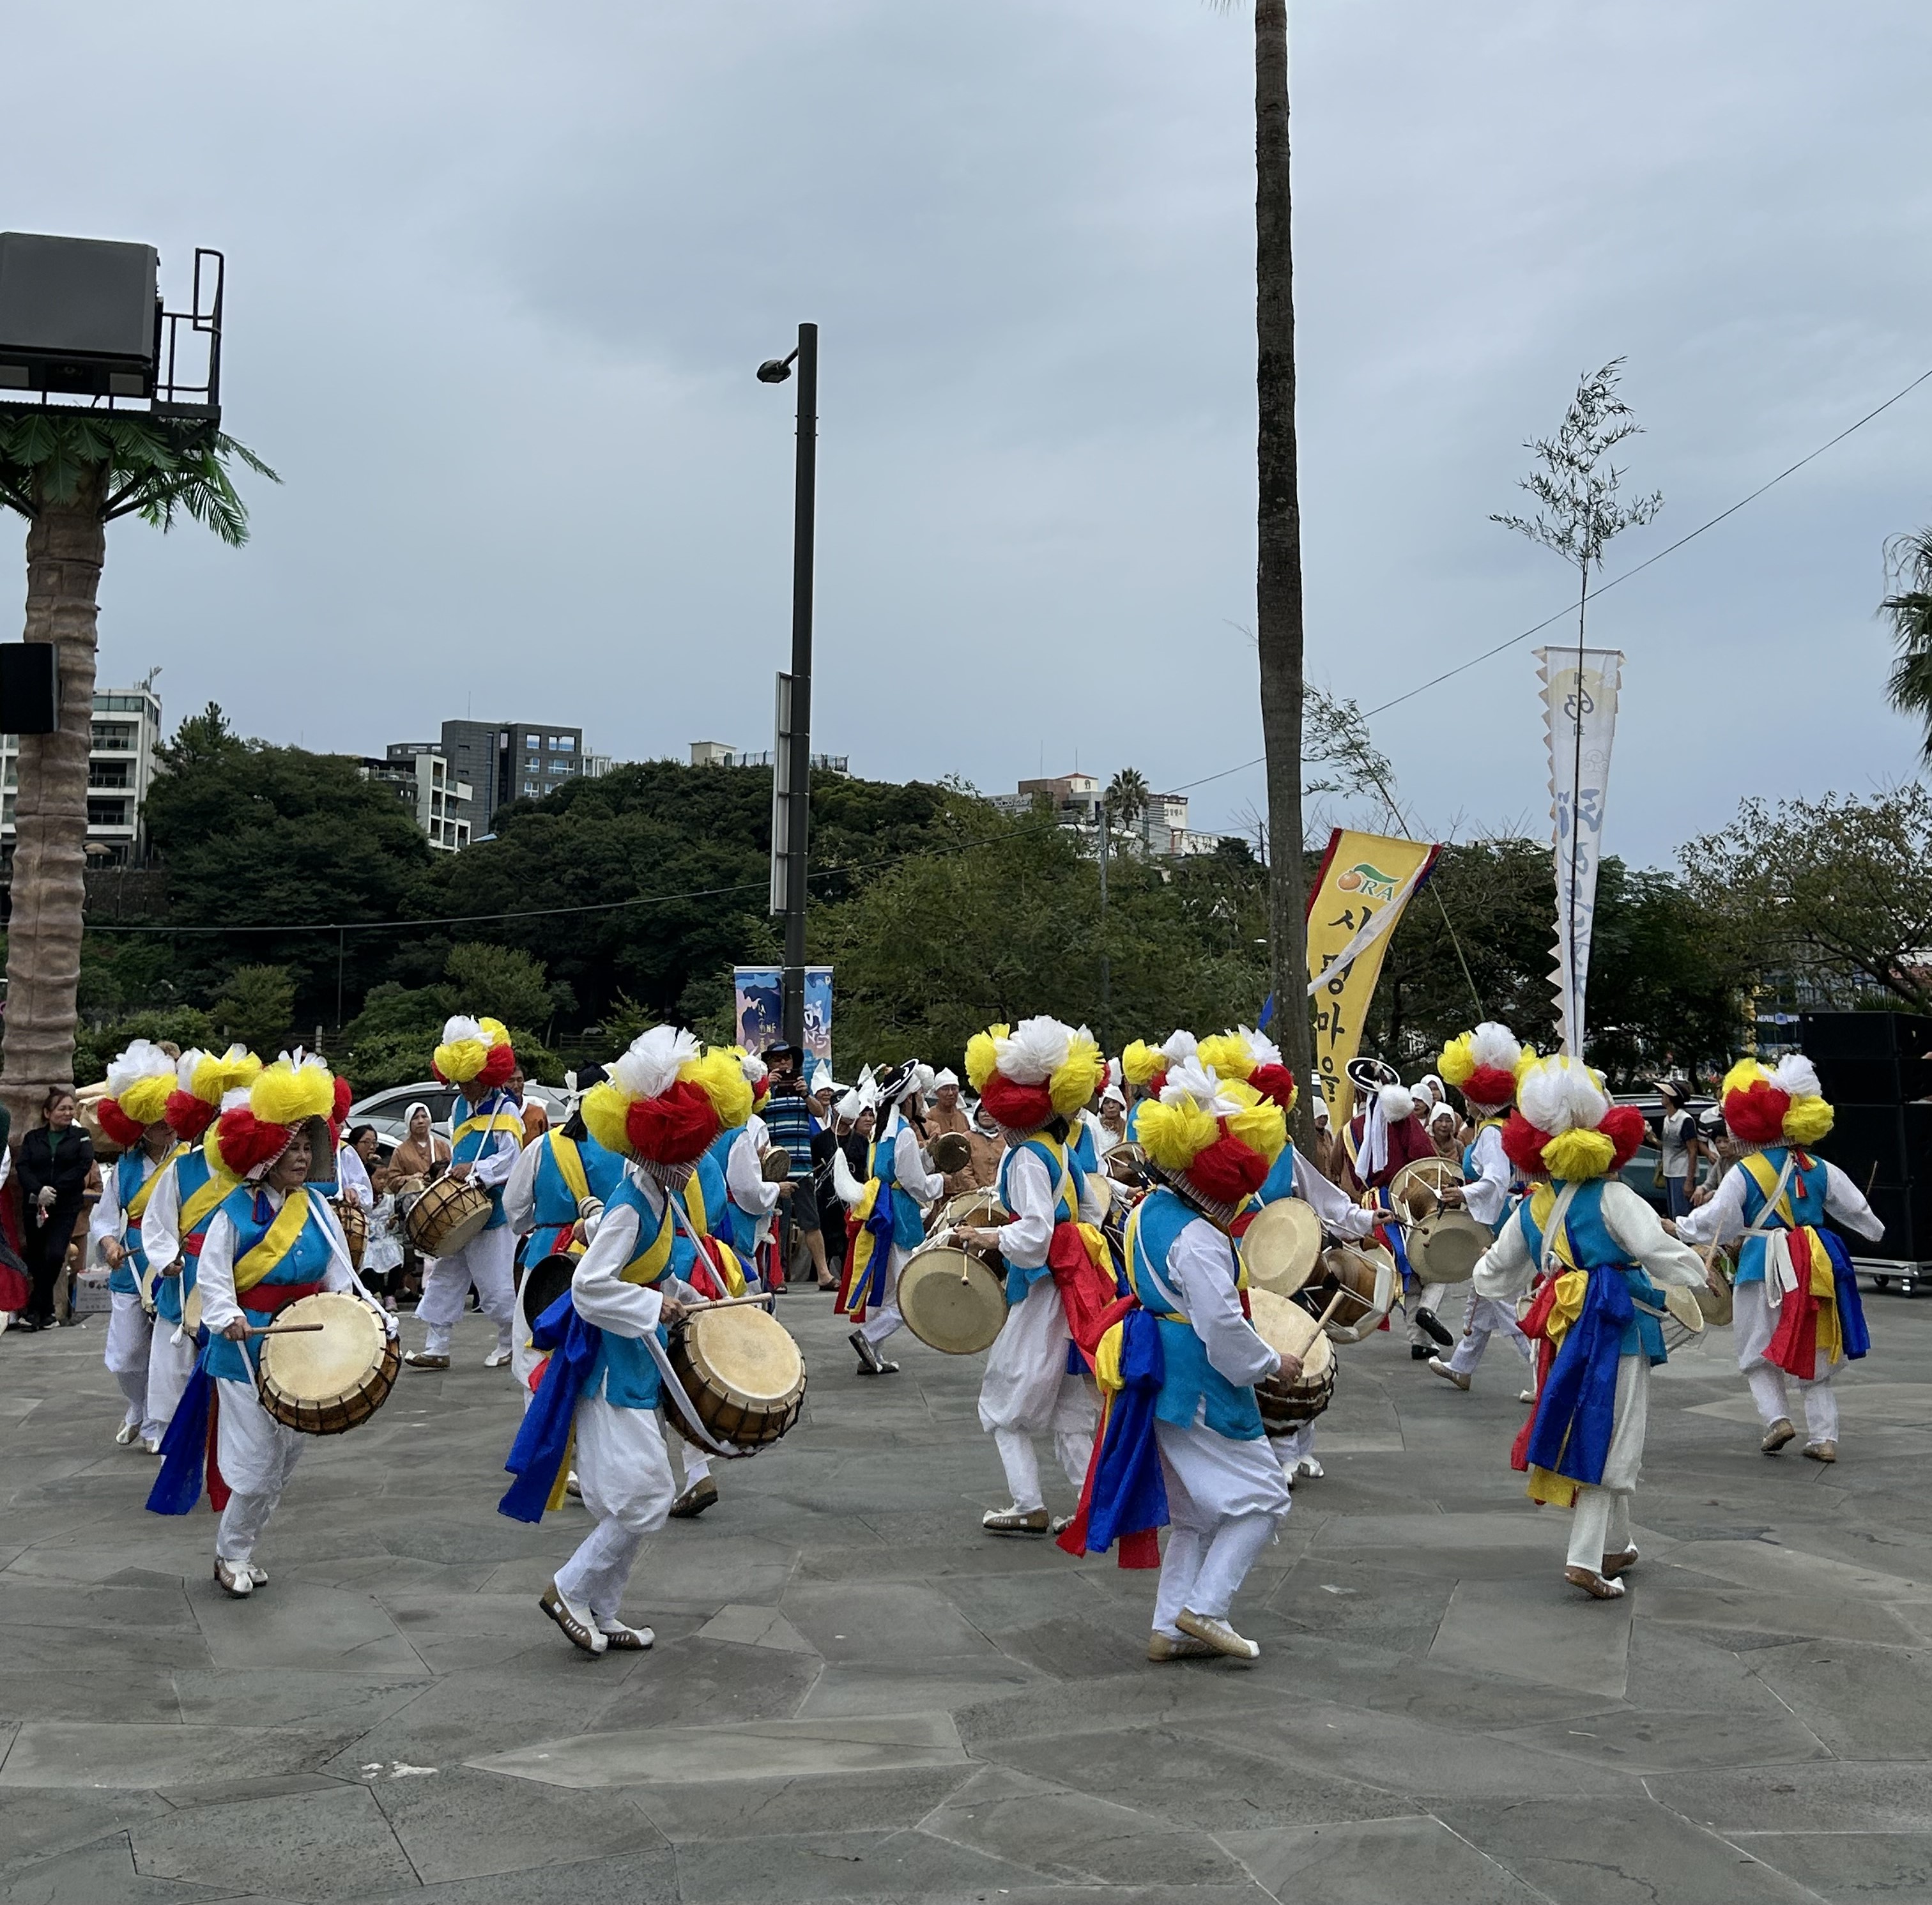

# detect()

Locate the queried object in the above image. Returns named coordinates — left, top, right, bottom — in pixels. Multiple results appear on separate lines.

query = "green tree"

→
left=339, top=943, right=567, bottom=1093
left=0, top=416, right=275, bottom=1130
left=139, top=705, right=432, bottom=1020
left=1880, top=528, right=1932, bottom=761
left=208, top=964, right=297, bottom=1057
left=72, top=1008, right=218, bottom=1089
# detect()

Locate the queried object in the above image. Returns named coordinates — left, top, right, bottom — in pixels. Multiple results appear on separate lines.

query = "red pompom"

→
left=1462, top=1066, right=1517, bottom=1110
left=1724, top=1082, right=1789, bottom=1147
left=1600, top=1104, right=1648, bottom=1172
left=625, top=1079, right=722, bottom=1165
left=979, top=1071, right=1054, bottom=1132
left=479, top=1041, right=517, bottom=1089
left=1186, top=1128, right=1271, bottom=1205
left=164, top=1089, right=217, bottom=1142
left=1500, top=1110, right=1548, bottom=1179
left=215, top=1108, right=293, bottom=1178
left=1246, top=1063, right=1298, bottom=1110
left=334, top=1076, right=354, bottom=1121
left=96, top=1099, right=146, bottom=1149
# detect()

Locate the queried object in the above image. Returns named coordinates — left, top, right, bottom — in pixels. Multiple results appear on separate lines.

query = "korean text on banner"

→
left=1305, top=830, right=1441, bottom=1131
left=1535, top=646, right=1623, bottom=1056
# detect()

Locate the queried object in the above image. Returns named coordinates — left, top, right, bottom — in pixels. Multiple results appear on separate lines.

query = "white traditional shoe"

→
left=114, top=1421, right=141, bottom=1446
left=1600, top=1546, right=1639, bottom=1579
left=1427, top=1357, right=1470, bottom=1393
left=982, top=1504, right=1049, bottom=1536
left=141, top=1436, right=162, bottom=1455
left=1761, top=1418, right=1797, bottom=1455
left=1174, top=1609, right=1261, bottom=1660
left=564, top=1471, right=583, bottom=1500
left=1804, top=1439, right=1837, bottom=1464
left=1519, top=1389, right=1538, bottom=1405
left=1050, top=1512, right=1075, bottom=1536
left=213, top=1557, right=254, bottom=1599
left=484, top=1346, right=513, bottom=1369
left=1564, top=1565, right=1626, bottom=1600
left=539, top=1580, right=608, bottom=1656
left=597, top=1619, right=655, bottom=1651
left=1294, top=1455, right=1324, bottom=1480
left=1147, top=1629, right=1216, bottom=1662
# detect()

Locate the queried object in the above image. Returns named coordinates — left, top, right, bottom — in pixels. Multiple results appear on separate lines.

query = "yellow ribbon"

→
left=232, top=1190, right=315, bottom=1296
left=180, top=1158, right=240, bottom=1238
left=125, top=1145, right=187, bottom=1226
left=549, top=1131, right=592, bottom=1207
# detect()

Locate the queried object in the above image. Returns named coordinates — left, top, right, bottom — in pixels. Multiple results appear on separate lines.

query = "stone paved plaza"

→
left=3, top=1288, right=1931, bottom=1904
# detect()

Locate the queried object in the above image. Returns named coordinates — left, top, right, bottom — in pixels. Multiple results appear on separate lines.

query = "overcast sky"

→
left=12, top=0, right=1931, bottom=869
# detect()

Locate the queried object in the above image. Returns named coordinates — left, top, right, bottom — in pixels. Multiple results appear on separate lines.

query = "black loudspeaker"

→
left=1800, top=1011, right=1932, bottom=1063
left=1813, top=1104, right=1932, bottom=1191
left=1813, top=1056, right=1932, bottom=1105
left=1862, top=1184, right=1932, bottom=1264
left=0, top=642, right=57, bottom=734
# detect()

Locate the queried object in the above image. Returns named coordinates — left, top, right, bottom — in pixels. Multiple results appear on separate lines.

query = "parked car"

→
left=1612, top=1093, right=1715, bottom=1214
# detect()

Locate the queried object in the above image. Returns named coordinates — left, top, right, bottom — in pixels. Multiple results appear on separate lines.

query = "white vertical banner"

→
left=1535, top=645, right=1623, bottom=1056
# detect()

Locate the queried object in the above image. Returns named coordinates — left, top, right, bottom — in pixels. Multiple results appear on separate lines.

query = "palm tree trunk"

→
left=1254, top=0, right=1314, bottom=1146
left=3, top=473, right=106, bottom=1133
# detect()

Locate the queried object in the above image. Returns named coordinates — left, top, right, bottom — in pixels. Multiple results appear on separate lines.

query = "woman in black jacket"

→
left=17, top=1089, right=95, bottom=1330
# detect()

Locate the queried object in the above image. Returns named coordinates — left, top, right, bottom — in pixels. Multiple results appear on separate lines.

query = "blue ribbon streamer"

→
left=498, top=1292, right=602, bottom=1524
left=1078, top=1308, right=1169, bottom=1555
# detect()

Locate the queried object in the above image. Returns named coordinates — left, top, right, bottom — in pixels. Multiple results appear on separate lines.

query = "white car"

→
left=346, top=1080, right=569, bottom=1156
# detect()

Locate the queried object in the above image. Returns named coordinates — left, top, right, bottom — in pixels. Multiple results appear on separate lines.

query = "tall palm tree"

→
left=1105, top=765, right=1150, bottom=839
left=0, top=413, right=274, bottom=1129
left=1251, top=0, right=1315, bottom=1143
left=1882, top=527, right=1932, bottom=762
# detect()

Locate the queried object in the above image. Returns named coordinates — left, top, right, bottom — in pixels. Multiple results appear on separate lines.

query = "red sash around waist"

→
left=241, top=1279, right=325, bottom=1318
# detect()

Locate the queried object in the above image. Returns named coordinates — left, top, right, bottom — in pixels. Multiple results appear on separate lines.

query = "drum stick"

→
left=1312, top=1285, right=1350, bottom=1329
left=693, top=1294, right=778, bottom=1313
left=246, top=1323, right=327, bottom=1335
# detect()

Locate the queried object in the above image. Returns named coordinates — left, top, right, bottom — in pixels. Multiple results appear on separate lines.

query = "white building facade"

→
left=1, top=682, right=164, bottom=866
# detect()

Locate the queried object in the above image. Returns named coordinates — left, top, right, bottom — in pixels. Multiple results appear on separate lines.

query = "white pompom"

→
left=613, top=1025, right=697, bottom=1103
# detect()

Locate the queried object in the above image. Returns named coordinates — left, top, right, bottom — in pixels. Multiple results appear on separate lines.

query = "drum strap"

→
left=655, top=1195, right=759, bottom=1458
left=549, top=1133, right=592, bottom=1207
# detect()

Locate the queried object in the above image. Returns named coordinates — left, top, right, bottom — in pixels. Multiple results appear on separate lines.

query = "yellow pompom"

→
left=1223, top=1092, right=1287, bottom=1167
left=118, top=1074, right=175, bottom=1128
left=1783, top=1096, right=1835, bottom=1146
left=1048, top=1030, right=1103, bottom=1114
left=965, top=1025, right=1006, bottom=1094
left=686, top=1047, right=753, bottom=1132
left=1722, top=1057, right=1772, bottom=1098
left=1542, top=1128, right=1616, bottom=1181
left=1437, top=1032, right=1476, bottom=1090
left=191, top=1047, right=261, bottom=1105
left=1196, top=1033, right=1253, bottom=1082
left=434, top=1037, right=489, bottom=1084
left=581, top=1080, right=634, bottom=1158
left=1121, top=1040, right=1164, bottom=1087
left=252, top=1059, right=335, bottom=1128
left=1137, top=1096, right=1218, bottom=1171
left=479, top=1017, right=509, bottom=1046
left=1515, top=1044, right=1540, bottom=1082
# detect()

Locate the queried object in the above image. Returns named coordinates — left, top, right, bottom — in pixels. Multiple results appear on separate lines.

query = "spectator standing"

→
left=762, top=1044, right=833, bottom=1292
left=1653, top=1080, right=1701, bottom=1220
left=16, top=1090, right=95, bottom=1332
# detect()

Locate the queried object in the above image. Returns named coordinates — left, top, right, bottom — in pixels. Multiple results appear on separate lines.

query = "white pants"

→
left=1270, top=1421, right=1319, bottom=1476
left=146, top=1315, right=199, bottom=1441
left=418, top=1223, right=517, bottom=1356
left=555, top=1396, right=676, bottom=1620
left=1151, top=1418, right=1291, bottom=1634
left=1406, top=1283, right=1457, bottom=1347
left=214, top=1377, right=305, bottom=1565
left=857, top=1243, right=917, bottom=1347
left=664, top=1414, right=711, bottom=1491
left=979, top=1280, right=1099, bottom=1510
left=1446, top=1290, right=1533, bottom=1378
left=1733, top=1280, right=1839, bottom=1444
left=1567, top=1487, right=1635, bottom=1572
left=105, top=1291, right=157, bottom=1434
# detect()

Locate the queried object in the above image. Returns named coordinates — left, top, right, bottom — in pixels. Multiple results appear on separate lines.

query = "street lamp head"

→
left=756, top=358, right=793, bottom=385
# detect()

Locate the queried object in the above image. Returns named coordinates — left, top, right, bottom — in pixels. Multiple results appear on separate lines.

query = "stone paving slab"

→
left=6, top=1287, right=1932, bottom=1900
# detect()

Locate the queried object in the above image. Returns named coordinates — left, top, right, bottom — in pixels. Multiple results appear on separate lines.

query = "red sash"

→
left=241, top=1278, right=325, bottom=1318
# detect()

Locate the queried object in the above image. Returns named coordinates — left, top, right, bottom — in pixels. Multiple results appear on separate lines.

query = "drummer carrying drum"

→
left=956, top=1018, right=1111, bottom=1538
left=1428, top=1023, right=1537, bottom=1397
left=150, top=1053, right=392, bottom=1598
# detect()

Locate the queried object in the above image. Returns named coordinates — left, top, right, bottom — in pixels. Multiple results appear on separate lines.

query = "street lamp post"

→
left=758, top=322, right=818, bottom=1052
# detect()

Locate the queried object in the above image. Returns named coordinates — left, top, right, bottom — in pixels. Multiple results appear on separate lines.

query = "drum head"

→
left=761, top=1145, right=793, bottom=1184
left=259, top=1292, right=381, bottom=1402
left=1105, top=1142, right=1147, bottom=1186
left=898, top=1246, right=1006, bottom=1355
left=1409, top=1211, right=1488, bottom=1284
left=520, top=1253, right=576, bottom=1334
left=1694, top=1267, right=1734, bottom=1327
left=182, top=1282, right=203, bottom=1336
left=1388, top=1156, right=1461, bottom=1221
left=929, top=1131, right=972, bottom=1175
left=1249, top=1286, right=1335, bottom=1384
left=690, top=1305, right=804, bottom=1405
left=1240, top=1198, right=1322, bottom=1298
left=1664, top=1284, right=1706, bottom=1336
left=1085, top=1174, right=1114, bottom=1221
left=937, top=1190, right=1002, bottom=1232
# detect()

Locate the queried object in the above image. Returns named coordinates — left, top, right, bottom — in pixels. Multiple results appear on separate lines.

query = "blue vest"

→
left=1069, top=1119, right=1100, bottom=1176
left=201, top=1188, right=337, bottom=1382
left=1124, top=1100, right=1147, bottom=1143
left=1126, top=1187, right=1265, bottom=1441
left=153, top=1147, right=219, bottom=1325
left=452, top=1090, right=518, bottom=1229
left=528, top=1131, right=624, bottom=1258
left=109, top=1152, right=157, bottom=1294
left=1733, top=1147, right=1830, bottom=1285
left=586, top=1175, right=673, bottom=1409
left=868, top=1113, right=928, bottom=1253
left=996, top=1135, right=1079, bottom=1304
left=700, top=1126, right=758, bottom=1256
left=1515, top=1181, right=1667, bottom=1364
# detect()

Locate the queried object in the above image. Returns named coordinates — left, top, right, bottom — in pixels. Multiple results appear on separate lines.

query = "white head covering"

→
left=1100, top=1083, right=1126, bottom=1108
left=1417, top=1073, right=1445, bottom=1106
left=810, top=1062, right=834, bottom=1096
left=1428, top=1099, right=1459, bottom=1129
left=1358, top=1082, right=1416, bottom=1180
left=933, top=1068, right=960, bottom=1090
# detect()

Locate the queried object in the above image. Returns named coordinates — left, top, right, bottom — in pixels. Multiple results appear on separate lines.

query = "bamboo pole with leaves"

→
left=0, top=414, right=275, bottom=1131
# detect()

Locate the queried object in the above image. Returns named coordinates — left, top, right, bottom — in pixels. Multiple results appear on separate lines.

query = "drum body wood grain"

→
left=898, top=1241, right=1006, bottom=1355
left=930, top=1189, right=1003, bottom=1237
left=1249, top=1286, right=1336, bottom=1430
left=256, top=1291, right=399, bottom=1435
left=403, top=1175, right=492, bottom=1257
left=335, top=1199, right=368, bottom=1270
left=665, top=1304, right=806, bottom=1451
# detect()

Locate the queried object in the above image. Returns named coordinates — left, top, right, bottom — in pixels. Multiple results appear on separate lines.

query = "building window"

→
left=524, top=780, right=540, bottom=795
left=89, top=760, right=131, bottom=789
left=550, top=735, right=575, bottom=751
left=91, top=723, right=135, bottom=752
left=87, top=799, right=128, bottom=828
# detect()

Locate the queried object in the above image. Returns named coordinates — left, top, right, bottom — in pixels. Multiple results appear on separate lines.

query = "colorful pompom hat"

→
left=1501, top=1055, right=1646, bottom=1183
left=1721, top=1055, right=1833, bottom=1149
left=1438, top=1022, right=1530, bottom=1115
left=433, top=1015, right=516, bottom=1090
left=165, top=1044, right=262, bottom=1143
left=212, top=1052, right=340, bottom=1181
left=582, top=1028, right=753, bottom=1167
left=965, top=1017, right=1103, bottom=1134
left=96, top=1040, right=179, bottom=1150
left=1197, top=1026, right=1299, bottom=1114
left=1137, top=1057, right=1287, bottom=1207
